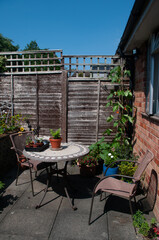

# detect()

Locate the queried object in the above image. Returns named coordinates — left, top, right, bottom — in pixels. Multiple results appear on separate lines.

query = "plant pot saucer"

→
left=49, top=146, right=63, bottom=151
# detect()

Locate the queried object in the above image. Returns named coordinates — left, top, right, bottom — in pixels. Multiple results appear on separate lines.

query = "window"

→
left=146, top=32, right=159, bottom=115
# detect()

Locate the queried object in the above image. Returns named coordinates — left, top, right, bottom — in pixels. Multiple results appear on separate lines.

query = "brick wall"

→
left=133, top=43, right=159, bottom=220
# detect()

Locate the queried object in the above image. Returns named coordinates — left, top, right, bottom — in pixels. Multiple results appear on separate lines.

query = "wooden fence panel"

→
left=0, top=75, right=12, bottom=103
left=67, top=80, right=116, bottom=144
left=13, top=75, right=37, bottom=123
left=0, top=72, right=67, bottom=142
left=38, top=72, right=67, bottom=141
left=67, top=81, right=98, bottom=144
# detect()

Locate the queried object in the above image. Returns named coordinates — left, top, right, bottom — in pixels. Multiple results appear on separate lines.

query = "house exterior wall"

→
left=133, top=43, right=159, bottom=220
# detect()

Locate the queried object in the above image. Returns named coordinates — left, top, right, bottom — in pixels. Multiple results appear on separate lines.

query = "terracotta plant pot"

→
left=49, top=137, right=62, bottom=149
left=36, top=142, right=44, bottom=147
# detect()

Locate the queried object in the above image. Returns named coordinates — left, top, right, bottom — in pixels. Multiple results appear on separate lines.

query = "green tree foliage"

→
left=0, top=33, right=19, bottom=52
left=23, top=40, right=40, bottom=51
left=23, top=40, right=41, bottom=71
left=0, top=56, right=7, bottom=72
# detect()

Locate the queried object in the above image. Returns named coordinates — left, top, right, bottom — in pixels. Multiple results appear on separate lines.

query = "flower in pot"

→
left=49, top=128, right=62, bottom=149
left=78, top=154, right=97, bottom=177
left=100, top=150, right=119, bottom=176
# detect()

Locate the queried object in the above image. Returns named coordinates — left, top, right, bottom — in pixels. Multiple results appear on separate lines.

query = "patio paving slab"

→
left=0, top=164, right=145, bottom=240
left=0, top=233, right=48, bottom=240
left=0, top=208, right=56, bottom=238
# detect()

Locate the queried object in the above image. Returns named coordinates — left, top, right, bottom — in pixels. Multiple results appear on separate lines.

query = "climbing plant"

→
left=104, top=65, right=135, bottom=149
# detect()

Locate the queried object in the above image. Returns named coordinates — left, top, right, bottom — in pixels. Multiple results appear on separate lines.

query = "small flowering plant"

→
left=0, top=112, right=26, bottom=135
left=133, top=210, right=159, bottom=239
left=78, top=154, right=98, bottom=167
left=100, top=150, right=117, bottom=167
left=153, top=226, right=159, bottom=239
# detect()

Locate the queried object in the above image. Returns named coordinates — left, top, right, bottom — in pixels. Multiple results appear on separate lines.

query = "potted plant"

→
left=25, top=136, right=33, bottom=148
left=34, top=137, right=44, bottom=147
left=89, top=137, right=110, bottom=174
left=101, top=150, right=119, bottom=176
left=49, top=128, right=62, bottom=149
left=77, top=154, right=97, bottom=177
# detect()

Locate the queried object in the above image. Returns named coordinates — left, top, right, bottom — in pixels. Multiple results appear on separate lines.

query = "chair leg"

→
left=29, top=167, right=34, bottom=196
left=15, top=163, right=20, bottom=186
left=100, top=191, right=102, bottom=201
left=88, top=192, right=95, bottom=225
left=129, top=197, right=133, bottom=216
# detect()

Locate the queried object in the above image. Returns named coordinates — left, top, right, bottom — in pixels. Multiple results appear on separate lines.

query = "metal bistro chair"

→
left=10, top=131, right=56, bottom=196
left=88, top=150, right=154, bottom=225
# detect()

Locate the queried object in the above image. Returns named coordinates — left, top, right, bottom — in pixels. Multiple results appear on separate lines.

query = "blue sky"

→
left=0, top=0, right=135, bottom=55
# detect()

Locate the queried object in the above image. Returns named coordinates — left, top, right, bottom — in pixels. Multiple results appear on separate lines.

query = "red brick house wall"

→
left=133, top=43, right=159, bottom=220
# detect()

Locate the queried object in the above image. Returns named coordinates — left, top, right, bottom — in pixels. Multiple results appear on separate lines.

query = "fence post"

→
left=36, top=74, right=39, bottom=135
left=11, top=74, right=14, bottom=116
left=61, top=71, right=68, bottom=142
left=96, top=80, right=101, bottom=142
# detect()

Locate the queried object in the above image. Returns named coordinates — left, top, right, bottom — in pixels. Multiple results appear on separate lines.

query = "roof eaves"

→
left=116, top=0, right=150, bottom=56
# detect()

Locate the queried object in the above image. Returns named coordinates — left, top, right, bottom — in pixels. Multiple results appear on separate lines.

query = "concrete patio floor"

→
left=0, top=163, right=150, bottom=240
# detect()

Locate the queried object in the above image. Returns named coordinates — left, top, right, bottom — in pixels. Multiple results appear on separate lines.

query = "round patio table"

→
left=23, top=142, right=89, bottom=209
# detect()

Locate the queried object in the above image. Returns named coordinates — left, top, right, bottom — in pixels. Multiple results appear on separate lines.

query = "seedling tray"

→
left=25, top=141, right=49, bottom=152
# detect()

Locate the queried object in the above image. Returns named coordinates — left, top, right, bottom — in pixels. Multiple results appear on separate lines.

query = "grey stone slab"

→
left=108, top=211, right=137, bottom=240
left=14, top=187, right=62, bottom=211
left=0, top=233, right=48, bottom=240
left=105, top=195, right=137, bottom=240
left=61, top=193, right=105, bottom=215
left=49, top=210, right=108, bottom=240
left=0, top=209, right=55, bottom=238
left=49, top=196, right=108, bottom=240
left=0, top=189, right=26, bottom=222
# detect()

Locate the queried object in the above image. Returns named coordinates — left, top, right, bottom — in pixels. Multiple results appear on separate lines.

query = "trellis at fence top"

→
left=0, top=50, right=122, bottom=80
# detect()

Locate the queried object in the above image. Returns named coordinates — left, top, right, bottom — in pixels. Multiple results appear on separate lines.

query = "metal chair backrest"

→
left=133, top=150, right=154, bottom=182
left=10, top=131, right=33, bottom=156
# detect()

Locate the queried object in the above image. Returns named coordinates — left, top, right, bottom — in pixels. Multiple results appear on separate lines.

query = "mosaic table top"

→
left=23, top=142, right=89, bottom=163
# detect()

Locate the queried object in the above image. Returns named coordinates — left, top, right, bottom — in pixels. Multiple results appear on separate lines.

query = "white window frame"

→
left=146, top=32, right=159, bottom=115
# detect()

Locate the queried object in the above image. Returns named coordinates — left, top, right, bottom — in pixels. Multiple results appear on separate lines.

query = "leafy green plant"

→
left=50, top=128, right=61, bottom=139
left=0, top=113, right=26, bottom=135
left=104, top=66, right=136, bottom=147
left=25, top=136, right=32, bottom=145
left=133, top=210, right=146, bottom=228
left=0, top=181, right=5, bottom=189
left=89, top=137, right=110, bottom=162
left=138, top=221, right=151, bottom=237
left=133, top=210, right=159, bottom=239
left=119, top=162, right=137, bottom=182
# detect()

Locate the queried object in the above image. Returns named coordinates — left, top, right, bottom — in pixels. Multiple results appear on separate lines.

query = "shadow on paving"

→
left=0, top=166, right=145, bottom=240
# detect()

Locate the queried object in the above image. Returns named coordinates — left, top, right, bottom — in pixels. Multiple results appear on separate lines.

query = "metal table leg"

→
left=36, top=161, right=77, bottom=210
